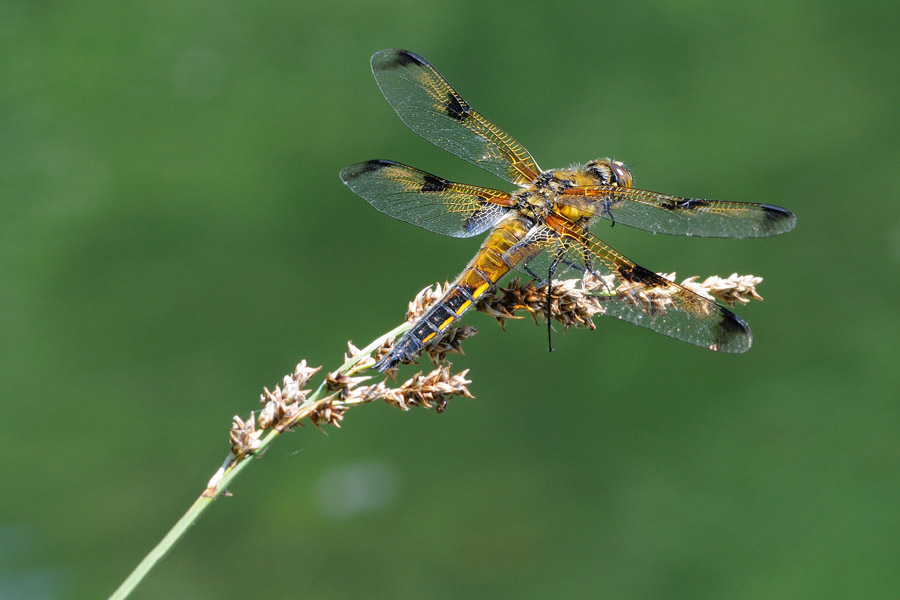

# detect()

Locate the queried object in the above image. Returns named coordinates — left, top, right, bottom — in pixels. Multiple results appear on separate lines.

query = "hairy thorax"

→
left=511, top=157, right=634, bottom=228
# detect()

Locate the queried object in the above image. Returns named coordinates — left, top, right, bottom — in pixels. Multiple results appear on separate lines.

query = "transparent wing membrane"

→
left=503, top=217, right=752, bottom=353
left=559, top=186, right=796, bottom=238
left=340, top=160, right=512, bottom=238
left=371, top=49, right=542, bottom=186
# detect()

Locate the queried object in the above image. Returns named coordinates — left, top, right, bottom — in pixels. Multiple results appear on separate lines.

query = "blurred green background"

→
left=2, top=1, right=898, bottom=598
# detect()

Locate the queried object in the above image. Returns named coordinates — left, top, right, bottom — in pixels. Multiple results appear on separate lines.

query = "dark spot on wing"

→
left=661, top=198, right=712, bottom=211
left=462, top=197, right=487, bottom=228
left=755, top=204, right=797, bottom=235
left=444, top=91, right=469, bottom=121
left=362, top=159, right=395, bottom=173
left=381, top=49, right=426, bottom=68
left=421, top=174, right=452, bottom=193
left=714, top=306, right=750, bottom=350
left=340, top=159, right=394, bottom=182
left=618, top=264, right=660, bottom=285
left=760, top=204, right=794, bottom=223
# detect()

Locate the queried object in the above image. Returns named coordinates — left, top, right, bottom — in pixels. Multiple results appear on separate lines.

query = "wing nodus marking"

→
left=617, top=264, right=659, bottom=285
left=444, top=91, right=469, bottom=121
left=661, top=198, right=712, bottom=211
left=421, top=173, right=452, bottom=193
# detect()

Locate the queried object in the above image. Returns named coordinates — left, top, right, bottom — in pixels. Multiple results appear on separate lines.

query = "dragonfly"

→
left=341, top=49, right=796, bottom=372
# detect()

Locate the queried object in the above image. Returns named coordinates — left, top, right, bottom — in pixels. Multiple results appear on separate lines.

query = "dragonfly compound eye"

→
left=609, top=161, right=633, bottom=188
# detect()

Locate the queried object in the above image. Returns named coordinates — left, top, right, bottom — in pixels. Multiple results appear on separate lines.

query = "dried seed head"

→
left=613, top=274, right=685, bottom=317
left=695, top=273, right=764, bottom=306
left=425, top=325, right=478, bottom=365
left=255, top=360, right=322, bottom=432
left=478, top=278, right=603, bottom=331
left=344, top=341, right=363, bottom=362
left=291, top=360, right=322, bottom=389
left=406, top=281, right=449, bottom=321
left=478, top=272, right=766, bottom=332
left=308, top=398, right=348, bottom=430
left=257, top=400, right=277, bottom=430
left=390, top=366, right=474, bottom=413
left=325, top=370, right=371, bottom=398
left=230, top=414, right=262, bottom=460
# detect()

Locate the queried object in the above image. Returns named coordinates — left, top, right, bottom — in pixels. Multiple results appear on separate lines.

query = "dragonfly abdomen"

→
left=375, top=218, right=531, bottom=371
left=374, top=275, right=490, bottom=371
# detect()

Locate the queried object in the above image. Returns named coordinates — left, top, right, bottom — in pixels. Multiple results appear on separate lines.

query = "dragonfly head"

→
left=585, top=159, right=633, bottom=188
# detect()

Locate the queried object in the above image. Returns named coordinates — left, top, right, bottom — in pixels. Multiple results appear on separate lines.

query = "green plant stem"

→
left=108, top=322, right=411, bottom=600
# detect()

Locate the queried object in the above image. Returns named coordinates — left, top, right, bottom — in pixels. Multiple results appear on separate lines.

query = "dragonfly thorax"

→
left=511, top=187, right=556, bottom=222
left=514, top=160, right=635, bottom=226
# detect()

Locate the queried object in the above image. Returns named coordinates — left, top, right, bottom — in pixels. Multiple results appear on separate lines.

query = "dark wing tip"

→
left=760, top=204, right=797, bottom=235
left=340, top=159, right=396, bottom=183
left=371, top=49, right=427, bottom=71
left=713, top=307, right=753, bottom=353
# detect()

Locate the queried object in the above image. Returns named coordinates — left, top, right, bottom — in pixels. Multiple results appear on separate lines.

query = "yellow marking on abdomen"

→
left=438, top=316, right=455, bottom=330
left=472, top=282, right=491, bottom=298
left=422, top=332, right=437, bottom=344
left=457, top=299, right=472, bottom=314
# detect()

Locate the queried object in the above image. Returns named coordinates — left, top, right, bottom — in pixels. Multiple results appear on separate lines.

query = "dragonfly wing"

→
left=559, top=186, right=796, bottom=238
left=501, top=216, right=752, bottom=353
left=370, top=49, right=542, bottom=186
left=340, top=160, right=512, bottom=238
